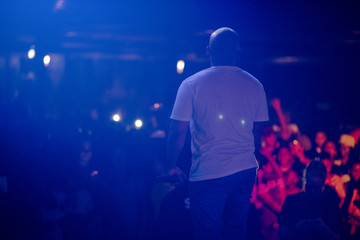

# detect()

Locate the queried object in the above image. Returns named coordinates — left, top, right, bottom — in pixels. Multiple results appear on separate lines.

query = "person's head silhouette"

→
left=304, top=159, right=327, bottom=200
left=208, top=27, right=240, bottom=66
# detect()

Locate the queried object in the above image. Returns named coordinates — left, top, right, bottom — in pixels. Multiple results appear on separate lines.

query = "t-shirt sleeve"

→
left=170, top=81, right=193, bottom=121
left=254, top=84, right=269, bottom=122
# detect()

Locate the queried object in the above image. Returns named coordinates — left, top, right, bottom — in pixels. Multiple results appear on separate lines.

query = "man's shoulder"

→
left=184, top=66, right=262, bottom=86
left=183, top=67, right=214, bottom=82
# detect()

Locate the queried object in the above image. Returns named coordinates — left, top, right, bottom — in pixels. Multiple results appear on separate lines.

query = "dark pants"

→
left=189, top=168, right=257, bottom=240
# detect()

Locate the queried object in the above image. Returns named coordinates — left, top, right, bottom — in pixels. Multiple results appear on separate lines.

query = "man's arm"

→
left=253, top=121, right=264, bottom=153
left=163, top=119, right=189, bottom=184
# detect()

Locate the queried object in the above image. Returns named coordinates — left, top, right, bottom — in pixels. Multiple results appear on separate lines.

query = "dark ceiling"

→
left=1, top=0, right=359, bottom=61
left=0, top=0, right=360, bottom=132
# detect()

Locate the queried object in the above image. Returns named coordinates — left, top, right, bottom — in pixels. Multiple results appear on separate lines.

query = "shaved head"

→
left=209, top=27, right=240, bottom=66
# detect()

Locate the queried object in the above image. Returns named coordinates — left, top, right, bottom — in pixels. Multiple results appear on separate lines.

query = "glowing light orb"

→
left=241, top=119, right=245, bottom=125
left=43, top=55, right=51, bottom=66
left=28, top=48, right=35, bottom=59
left=219, top=114, right=224, bottom=120
left=154, top=103, right=160, bottom=109
left=177, top=60, right=185, bottom=74
left=134, top=119, right=143, bottom=129
left=112, top=114, right=121, bottom=122
left=54, top=0, right=65, bottom=11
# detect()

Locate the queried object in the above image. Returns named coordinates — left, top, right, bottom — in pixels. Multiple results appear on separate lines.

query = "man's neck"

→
left=211, top=63, right=236, bottom=67
left=210, top=58, right=236, bottom=67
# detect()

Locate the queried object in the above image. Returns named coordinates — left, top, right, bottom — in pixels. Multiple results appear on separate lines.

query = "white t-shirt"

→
left=171, top=66, right=269, bottom=181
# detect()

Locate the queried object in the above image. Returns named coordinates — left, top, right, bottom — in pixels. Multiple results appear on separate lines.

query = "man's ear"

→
left=206, top=46, right=210, bottom=56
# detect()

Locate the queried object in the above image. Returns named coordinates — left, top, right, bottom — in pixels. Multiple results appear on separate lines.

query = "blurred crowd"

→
left=0, top=97, right=360, bottom=240
left=248, top=98, right=360, bottom=240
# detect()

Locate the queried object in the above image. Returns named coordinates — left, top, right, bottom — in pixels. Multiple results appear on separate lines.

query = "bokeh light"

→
left=91, top=170, right=99, bottom=177
left=134, top=119, right=143, bottom=129
left=27, top=48, right=35, bottom=59
left=43, top=55, right=51, bottom=66
left=177, top=60, right=185, bottom=74
left=112, top=114, right=121, bottom=122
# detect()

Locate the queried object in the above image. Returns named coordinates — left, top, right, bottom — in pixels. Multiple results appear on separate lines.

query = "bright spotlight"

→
left=112, top=114, right=121, bottom=122
left=27, top=48, right=35, bottom=59
left=134, top=119, right=143, bottom=129
left=43, top=55, right=51, bottom=66
left=177, top=60, right=185, bottom=74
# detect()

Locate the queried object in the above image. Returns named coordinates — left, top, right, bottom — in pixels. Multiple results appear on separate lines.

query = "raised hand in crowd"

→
left=271, top=98, right=293, bottom=141
left=289, top=140, right=310, bottom=166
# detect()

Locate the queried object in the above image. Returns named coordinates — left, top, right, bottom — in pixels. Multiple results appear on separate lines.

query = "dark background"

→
left=0, top=0, right=359, bottom=173
left=1, top=1, right=359, bottom=135
left=0, top=1, right=359, bottom=239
